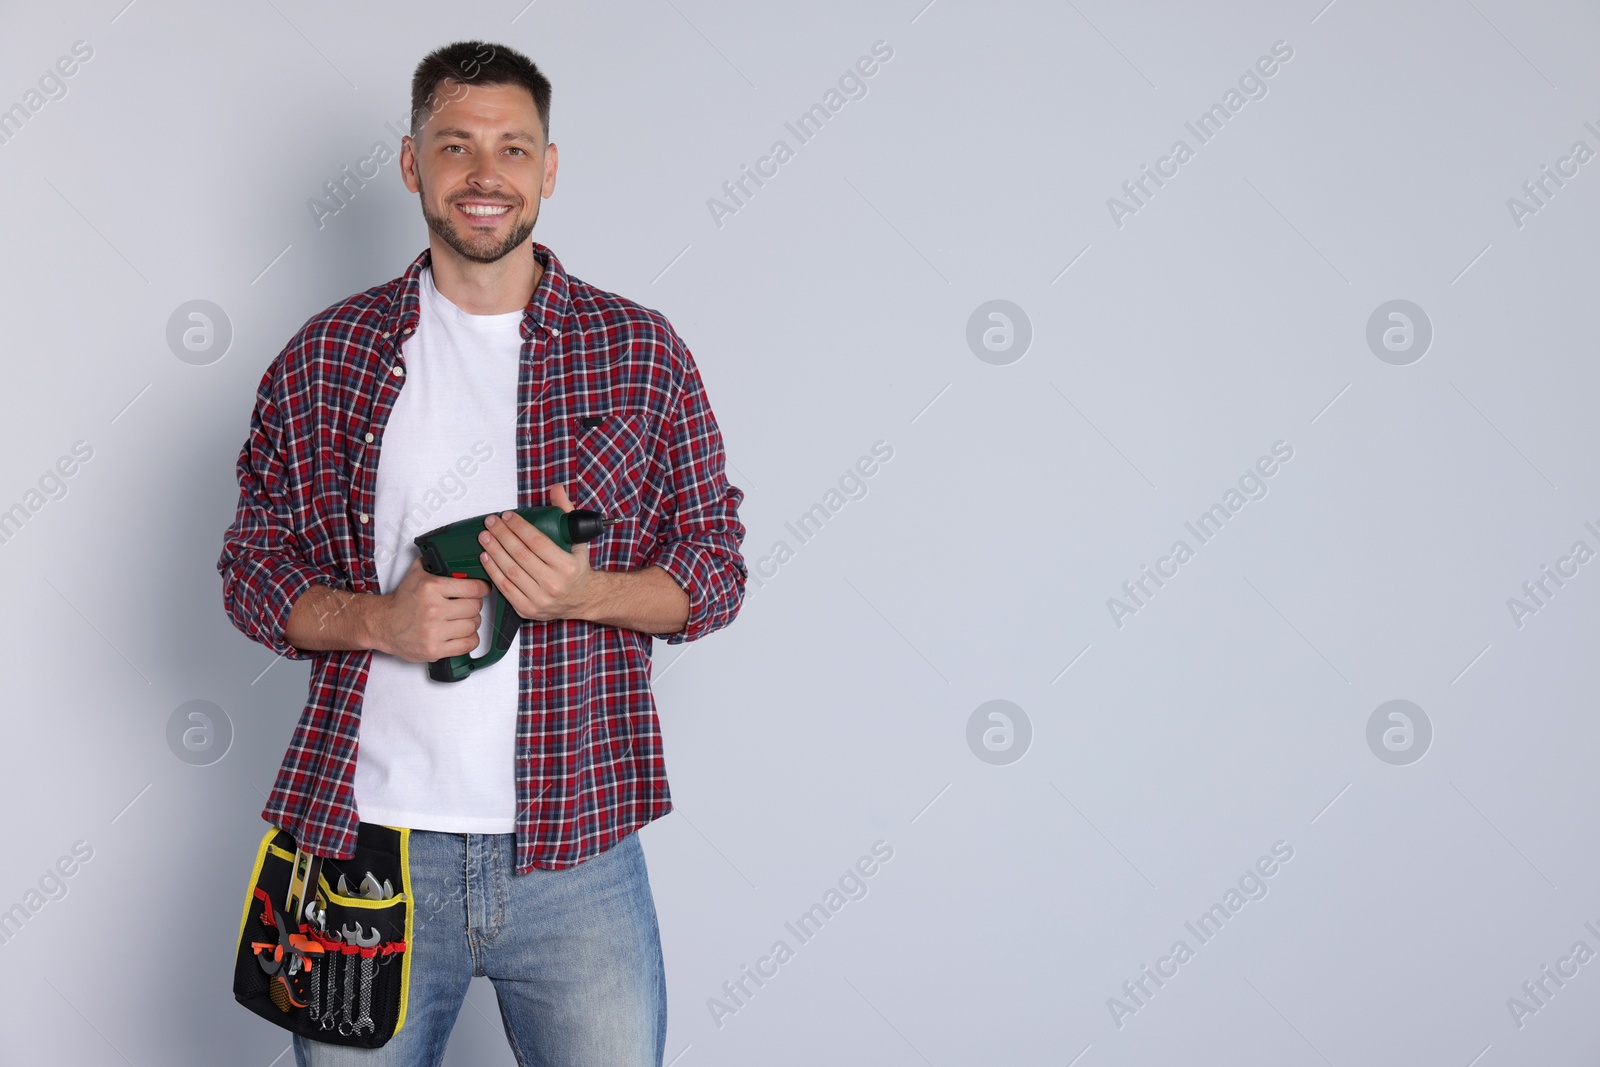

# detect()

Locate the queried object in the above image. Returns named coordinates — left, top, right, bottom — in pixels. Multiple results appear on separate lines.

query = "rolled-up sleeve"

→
left=646, top=341, right=747, bottom=644
left=216, top=360, right=335, bottom=661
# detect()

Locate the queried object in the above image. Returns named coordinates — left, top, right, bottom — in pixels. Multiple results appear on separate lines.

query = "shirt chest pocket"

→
left=571, top=409, right=652, bottom=566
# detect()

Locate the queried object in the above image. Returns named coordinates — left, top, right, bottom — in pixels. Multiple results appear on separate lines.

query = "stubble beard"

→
left=418, top=173, right=539, bottom=264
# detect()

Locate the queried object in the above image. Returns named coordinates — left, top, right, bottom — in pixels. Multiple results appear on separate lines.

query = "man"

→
left=217, top=40, right=747, bottom=1066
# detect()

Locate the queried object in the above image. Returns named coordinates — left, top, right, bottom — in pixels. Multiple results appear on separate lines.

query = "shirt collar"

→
left=390, top=240, right=571, bottom=343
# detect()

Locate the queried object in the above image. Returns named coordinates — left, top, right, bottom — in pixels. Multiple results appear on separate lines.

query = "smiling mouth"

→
left=456, top=202, right=514, bottom=221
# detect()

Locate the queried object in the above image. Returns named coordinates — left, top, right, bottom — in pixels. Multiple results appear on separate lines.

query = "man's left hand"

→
left=478, top=483, right=597, bottom=622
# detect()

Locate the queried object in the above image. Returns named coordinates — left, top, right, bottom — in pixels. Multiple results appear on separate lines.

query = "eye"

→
left=506, top=147, right=527, bottom=156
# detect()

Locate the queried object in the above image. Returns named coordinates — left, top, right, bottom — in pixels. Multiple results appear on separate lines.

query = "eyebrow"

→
left=430, top=126, right=541, bottom=146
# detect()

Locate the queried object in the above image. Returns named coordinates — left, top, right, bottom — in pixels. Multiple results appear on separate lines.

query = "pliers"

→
left=249, top=888, right=325, bottom=1010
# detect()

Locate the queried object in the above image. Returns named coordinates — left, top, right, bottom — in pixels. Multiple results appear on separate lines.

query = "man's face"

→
left=401, top=81, right=557, bottom=264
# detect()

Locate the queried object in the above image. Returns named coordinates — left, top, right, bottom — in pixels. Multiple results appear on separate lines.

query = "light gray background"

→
left=1, top=0, right=1596, bottom=1064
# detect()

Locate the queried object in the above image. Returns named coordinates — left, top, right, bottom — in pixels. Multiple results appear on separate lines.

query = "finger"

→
left=481, top=550, right=535, bottom=618
left=431, top=574, right=491, bottom=598
left=448, top=612, right=486, bottom=638
left=480, top=531, right=543, bottom=594
left=438, top=632, right=484, bottom=657
left=485, top=512, right=564, bottom=573
left=550, top=482, right=574, bottom=512
left=438, top=596, right=486, bottom=621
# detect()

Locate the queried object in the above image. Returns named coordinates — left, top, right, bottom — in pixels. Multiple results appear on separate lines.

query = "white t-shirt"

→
left=353, top=265, right=524, bottom=833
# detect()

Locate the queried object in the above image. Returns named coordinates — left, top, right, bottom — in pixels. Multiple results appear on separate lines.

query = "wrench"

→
left=354, top=951, right=377, bottom=1036
left=337, top=872, right=395, bottom=900
left=340, top=922, right=380, bottom=948
left=338, top=922, right=380, bottom=1036
left=319, top=949, right=339, bottom=1032
left=308, top=942, right=324, bottom=1022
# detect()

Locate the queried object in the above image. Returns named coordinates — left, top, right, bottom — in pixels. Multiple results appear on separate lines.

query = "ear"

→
left=400, top=135, right=421, bottom=194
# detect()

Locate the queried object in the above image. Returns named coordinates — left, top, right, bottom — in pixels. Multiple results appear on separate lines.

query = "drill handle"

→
left=427, top=588, right=523, bottom=683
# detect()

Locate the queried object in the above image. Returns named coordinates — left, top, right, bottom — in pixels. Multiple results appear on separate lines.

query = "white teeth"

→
left=460, top=204, right=511, bottom=216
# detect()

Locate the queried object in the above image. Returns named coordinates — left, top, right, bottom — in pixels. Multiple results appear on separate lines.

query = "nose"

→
left=465, top=151, right=503, bottom=190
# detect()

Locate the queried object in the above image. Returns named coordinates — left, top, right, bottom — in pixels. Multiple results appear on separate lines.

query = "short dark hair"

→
left=410, top=41, right=552, bottom=143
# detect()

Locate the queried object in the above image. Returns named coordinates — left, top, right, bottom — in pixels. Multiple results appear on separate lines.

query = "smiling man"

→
left=217, top=41, right=747, bottom=1067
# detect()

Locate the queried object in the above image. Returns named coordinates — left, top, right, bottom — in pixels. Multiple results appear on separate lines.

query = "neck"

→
left=428, top=239, right=543, bottom=315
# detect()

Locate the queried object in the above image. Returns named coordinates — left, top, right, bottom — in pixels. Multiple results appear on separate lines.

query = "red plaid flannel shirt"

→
left=217, top=242, right=747, bottom=872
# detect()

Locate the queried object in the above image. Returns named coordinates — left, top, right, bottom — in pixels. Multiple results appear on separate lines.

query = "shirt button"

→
left=551, top=327, right=562, bottom=337
left=392, top=366, right=404, bottom=377
left=364, top=432, right=375, bottom=443
left=359, top=513, right=370, bottom=524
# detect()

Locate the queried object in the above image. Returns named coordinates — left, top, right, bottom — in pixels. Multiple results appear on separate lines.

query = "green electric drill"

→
left=412, top=506, right=621, bottom=683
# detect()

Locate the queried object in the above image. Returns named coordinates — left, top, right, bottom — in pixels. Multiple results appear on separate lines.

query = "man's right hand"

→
left=373, top=557, right=490, bottom=663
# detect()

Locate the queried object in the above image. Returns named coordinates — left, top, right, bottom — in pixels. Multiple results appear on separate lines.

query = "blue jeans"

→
left=294, top=830, right=666, bottom=1067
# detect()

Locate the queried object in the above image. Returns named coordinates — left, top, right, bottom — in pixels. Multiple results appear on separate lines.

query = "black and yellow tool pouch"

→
left=233, top=823, right=414, bottom=1049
